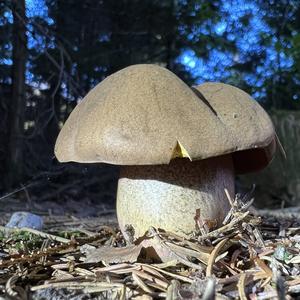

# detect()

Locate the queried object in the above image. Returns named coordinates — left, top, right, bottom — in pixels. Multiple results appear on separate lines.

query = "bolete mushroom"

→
left=55, top=64, right=276, bottom=241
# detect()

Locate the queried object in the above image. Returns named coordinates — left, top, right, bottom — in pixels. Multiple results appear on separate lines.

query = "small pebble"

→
left=6, top=212, right=43, bottom=230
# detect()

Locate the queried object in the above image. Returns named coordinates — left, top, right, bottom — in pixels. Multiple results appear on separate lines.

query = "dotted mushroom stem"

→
left=116, top=155, right=235, bottom=241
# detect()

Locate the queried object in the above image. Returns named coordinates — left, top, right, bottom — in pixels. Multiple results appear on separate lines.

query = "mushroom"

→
left=55, top=64, right=276, bottom=241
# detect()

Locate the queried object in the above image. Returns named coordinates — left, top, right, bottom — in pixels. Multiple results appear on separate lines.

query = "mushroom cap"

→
left=193, top=83, right=276, bottom=173
left=55, top=64, right=276, bottom=173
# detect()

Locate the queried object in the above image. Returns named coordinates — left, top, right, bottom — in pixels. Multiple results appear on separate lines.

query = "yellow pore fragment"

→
left=171, top=141, right=192, bottom=160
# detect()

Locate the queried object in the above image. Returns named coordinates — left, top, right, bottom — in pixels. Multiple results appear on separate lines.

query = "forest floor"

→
left=0, top=191, right=300, bottom=299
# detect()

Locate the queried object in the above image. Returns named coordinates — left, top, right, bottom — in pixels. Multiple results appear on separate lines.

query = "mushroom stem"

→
left=117, top=155, right=234, bottom=241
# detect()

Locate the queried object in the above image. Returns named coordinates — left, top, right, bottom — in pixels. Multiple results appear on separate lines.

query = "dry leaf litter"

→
left=0, top=189, right=300, bottom=299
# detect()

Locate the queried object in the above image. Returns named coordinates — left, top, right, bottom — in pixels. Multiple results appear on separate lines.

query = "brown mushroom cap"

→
left=55, top=64, right=275, bottom=172
left=193, top=83, right=276, bottom=173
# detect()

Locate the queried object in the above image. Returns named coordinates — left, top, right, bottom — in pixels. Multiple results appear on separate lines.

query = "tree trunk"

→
left=166, top=0, right=176, bottom=72
left=6, top=0, right=27, bottom=187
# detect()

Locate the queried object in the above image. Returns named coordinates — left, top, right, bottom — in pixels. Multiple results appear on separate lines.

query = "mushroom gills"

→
left=117, top=155, right=234, bottom=241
